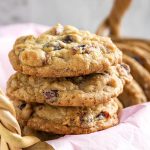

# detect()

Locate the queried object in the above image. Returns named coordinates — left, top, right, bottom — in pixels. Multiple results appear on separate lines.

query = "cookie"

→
left=117, top=43, right=150, bottom=72
left=9, top=24, right=122, bottom=77
left=123, top=54, right=150, bottom=100
left=28, top=115, right=118, bottom=135
left=7, top=64, right=132, bottom=107
left=13, top=98, right=119, bottom=135
left=119, top=79, right=147, bottom=107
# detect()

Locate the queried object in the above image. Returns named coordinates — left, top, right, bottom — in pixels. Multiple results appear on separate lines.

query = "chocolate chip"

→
left=18, top=103, right=26, bottom=110
left=96, top=111, right=110, bottom=120
left=43, top=90, right=58, bottom=101
left=63, top=35, right=74, bottom=43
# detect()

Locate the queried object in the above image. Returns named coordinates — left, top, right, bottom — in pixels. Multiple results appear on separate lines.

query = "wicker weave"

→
left=0, top=89, right=40, bottom=150
left=96, top=0, right=150, bottom=107
left=96, top=0, right=132, bottom=37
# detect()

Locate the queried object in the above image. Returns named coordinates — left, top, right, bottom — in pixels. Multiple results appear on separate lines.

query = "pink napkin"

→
left=0, top=24, right=150, bottom=150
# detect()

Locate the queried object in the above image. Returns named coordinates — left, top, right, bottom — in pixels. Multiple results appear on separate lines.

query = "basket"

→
left=0, top=88, right=54, bottom=150
left=96, top=0, right=150, bottom=106
left=0, top=0, right=149, bottom=149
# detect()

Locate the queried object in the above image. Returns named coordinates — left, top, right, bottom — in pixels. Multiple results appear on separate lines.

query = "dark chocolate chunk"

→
left=63, top=35, right=74, bottom=43
left=43, top=90, right=58, bottom=101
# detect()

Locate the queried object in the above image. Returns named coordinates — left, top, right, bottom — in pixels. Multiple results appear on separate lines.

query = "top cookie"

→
left=9, top=24, right=122, bottom=77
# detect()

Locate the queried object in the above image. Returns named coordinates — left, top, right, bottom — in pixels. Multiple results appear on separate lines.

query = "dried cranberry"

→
left=96, top=111, right=110, bottom=120
left=43, top=90, right=58, bottom=100
left=63, top=35, right=74, bottom=43
left=18, top=103, right=26, bottom=110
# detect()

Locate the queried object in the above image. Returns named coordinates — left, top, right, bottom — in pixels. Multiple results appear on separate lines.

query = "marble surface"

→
left=0, top=0, right=150, bottom=38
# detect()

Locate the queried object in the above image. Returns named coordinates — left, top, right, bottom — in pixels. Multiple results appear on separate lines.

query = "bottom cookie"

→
left=13, top=99, right=119, bottom=134
left=27, top=115, right=118, bottom=135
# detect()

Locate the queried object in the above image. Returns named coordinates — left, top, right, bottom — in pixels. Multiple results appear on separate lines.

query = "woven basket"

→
left=0, top=89, right=54, bottom=150
left=0, top=0, right=149, bottom=149
left=96, top=0, right=150, bottom=107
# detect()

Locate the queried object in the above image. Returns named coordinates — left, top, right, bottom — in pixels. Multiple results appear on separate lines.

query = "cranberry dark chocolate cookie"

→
left=7, top=64, right=132, bottom=107
left=9, top=24, right=122, bottom=77
left=13, top=99, right=119, bottom=135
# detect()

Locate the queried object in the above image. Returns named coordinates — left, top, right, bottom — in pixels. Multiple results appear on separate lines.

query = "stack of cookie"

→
left=6, top=24, right=132, bottom=135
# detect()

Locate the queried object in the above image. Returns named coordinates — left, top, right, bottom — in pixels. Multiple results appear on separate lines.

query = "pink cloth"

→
left=0, top=24, right=150, bottom=150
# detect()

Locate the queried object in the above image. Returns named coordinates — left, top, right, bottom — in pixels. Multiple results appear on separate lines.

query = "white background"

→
left=0, top=0, right=150, bottom=38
